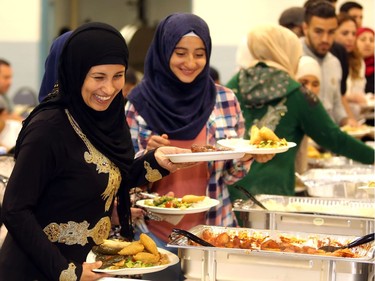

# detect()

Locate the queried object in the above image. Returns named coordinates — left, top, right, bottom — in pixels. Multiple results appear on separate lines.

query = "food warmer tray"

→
left=233, top=195, right=374, bottom=236
left=168, top=225, right=375, bottom=281
left=299, top=168, right=374, bottom=198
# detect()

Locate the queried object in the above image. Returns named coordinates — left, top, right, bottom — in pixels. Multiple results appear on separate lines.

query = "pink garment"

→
left=147, top=127, right=209, bottom=242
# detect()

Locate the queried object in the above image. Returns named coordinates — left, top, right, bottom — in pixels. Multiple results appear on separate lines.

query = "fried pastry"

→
left=140, top=233, right=159, bottom=256
left=259, top=126, right=280, bottom=142
left=133, top=252, right=160, bottom=263
left=249, top=125, right=287, bottom=148
left=117, top=241, right=144, bottom=255
left=181, top=195, right=206, bottom=203
left=249, top=125, right=261, bottom=145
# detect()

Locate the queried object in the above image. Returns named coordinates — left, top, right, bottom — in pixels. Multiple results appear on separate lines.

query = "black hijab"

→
left=127, top=13, right=217, bottom=140
left=15, top=22, right=135, bottom=240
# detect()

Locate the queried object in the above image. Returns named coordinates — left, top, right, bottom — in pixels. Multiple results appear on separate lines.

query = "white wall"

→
left=193, top=0, right=375, bottom=84
left=0, top=0, right=373, bottom=98
left=0, top=0, right=41, bottom=99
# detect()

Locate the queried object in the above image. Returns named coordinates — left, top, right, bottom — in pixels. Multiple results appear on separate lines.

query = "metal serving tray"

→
left=299, top=168, right=375, bottom=198
left=233, top=195, right=374, bottom=236
left=234, top=195, right=375, bottom=218
left=168, top=225, right=375, bottom=281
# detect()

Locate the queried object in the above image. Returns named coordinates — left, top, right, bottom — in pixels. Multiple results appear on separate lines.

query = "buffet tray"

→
left=233, top=195, right=374, bottom=236
left=299, top=168, right=374, bottom=198
left=168, top=225, right=375, bottom=281
left=234, top=194, right=375, bottom=218
left=169, top=225, right=375, bottom=262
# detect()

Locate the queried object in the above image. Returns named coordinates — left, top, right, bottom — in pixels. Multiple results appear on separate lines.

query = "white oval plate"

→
left=136, top=197, right=219, bottom=215
left=86, top=248, right=179, bottom=275
left=341, top=126, right=374, bottom=138
left=165, top=150, right=245, bottom=163
left=217, top=138, right=297, bottom=154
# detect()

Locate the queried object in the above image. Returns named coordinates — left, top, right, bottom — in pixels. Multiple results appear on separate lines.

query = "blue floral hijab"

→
left=127, top=13, right=216, bottom=140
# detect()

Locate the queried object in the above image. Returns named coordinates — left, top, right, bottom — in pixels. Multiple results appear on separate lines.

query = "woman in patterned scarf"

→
left=226, top=24, right=374, bottom=205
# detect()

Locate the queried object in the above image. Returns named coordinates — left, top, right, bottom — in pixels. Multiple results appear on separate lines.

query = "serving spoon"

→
left=319, top=233, right=374, bottom=252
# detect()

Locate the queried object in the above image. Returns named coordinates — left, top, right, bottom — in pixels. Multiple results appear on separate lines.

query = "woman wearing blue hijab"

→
left=126, top=13, right=273, bottom=246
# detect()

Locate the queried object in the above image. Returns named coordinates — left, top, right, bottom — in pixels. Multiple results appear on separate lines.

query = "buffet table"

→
left=167, top=225, right=375, bottom=281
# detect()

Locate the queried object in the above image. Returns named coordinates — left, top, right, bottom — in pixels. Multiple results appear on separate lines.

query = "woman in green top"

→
left=226, top=24, right=374, bottom=199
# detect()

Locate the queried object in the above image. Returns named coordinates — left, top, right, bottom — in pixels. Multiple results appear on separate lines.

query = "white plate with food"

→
left=86, top=247, right=179, bottom=275
left=341, top=125, right=373, bottom=138
left=217, top=138, right=296, bottom=154
left=136, top=195, right=219, bottom=215
left=165, top=150, right=245, bottom=163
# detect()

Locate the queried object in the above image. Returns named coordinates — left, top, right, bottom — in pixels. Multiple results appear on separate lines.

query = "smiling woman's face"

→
left=81, top=64, right=125, bottom=111
left=169, top=36, right=207, bottom=83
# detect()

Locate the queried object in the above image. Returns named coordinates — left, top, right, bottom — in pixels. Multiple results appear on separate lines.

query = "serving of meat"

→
left=191, top=144, right=231, bottom=152
left=187, top=229, right=363, bottom=258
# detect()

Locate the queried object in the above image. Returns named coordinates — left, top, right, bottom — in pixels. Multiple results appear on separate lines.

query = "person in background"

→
left=296, top=56, right=322, bottom=96
left=301, top=0, right=358, bottom=126
left=304, top=0, right=337, bottom=9
left=295, top=56, right=322, bottom=175
left=38, top=31, right=73, bottom=102
left=0, top=22, right=194, bottom=281
left=58, top=26, right=72, bottom=37
left=125, top=13, right=274, bottom=248
left=0, top=59, right=23, bottom=139
left=356, top=27, right=375, bottom=128
left=304, top=0, right=350, bottom=99
left=122, top=66, right=140, bottom=100
left=278, top=7, right=305, bottom=37
left=356, top=27, right=374, bottom=94
left=0, top=59, right=16, bottom=117
left=225, top=24, right=374, bottom=202
left=209, top=66, right=220, bottom=84
left=339, top=1, right=363, bottom=28
left=335, top=13, right=367, bottom=119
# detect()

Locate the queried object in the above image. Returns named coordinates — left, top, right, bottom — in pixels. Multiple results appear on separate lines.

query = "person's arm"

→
left=296, top=88, right=374, bottom=164
left=340, top=95, right=359, bottom=126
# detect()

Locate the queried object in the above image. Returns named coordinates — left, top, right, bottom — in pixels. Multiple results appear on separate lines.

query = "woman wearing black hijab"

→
left=0, top=22, right=191, bottom=281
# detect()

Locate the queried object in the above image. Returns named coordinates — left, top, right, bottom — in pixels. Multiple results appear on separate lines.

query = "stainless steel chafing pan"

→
left=299, top=168, right=374, bottom=198
left=233, top=194, right=374, bottom=236
left=168, top=225, right=375, bottom=281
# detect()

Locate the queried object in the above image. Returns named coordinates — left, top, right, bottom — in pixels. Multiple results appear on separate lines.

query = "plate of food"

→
left=86, top=234, right=179, bottom=275
left=218, top=125, right=296, bottom=154
left=341, top=125, right=373, bottom=138
left=165, top=144, right=245, bottom=163
left=136, top=195, right=219, bottom=215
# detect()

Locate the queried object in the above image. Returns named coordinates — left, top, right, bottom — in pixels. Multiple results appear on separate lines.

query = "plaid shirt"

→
left=125, top=84, right=252, bottom=227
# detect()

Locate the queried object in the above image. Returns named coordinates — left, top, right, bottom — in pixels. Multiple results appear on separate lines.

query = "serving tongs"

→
left=319, top=233, right=375, bottom=252
left=170, top=228, right=214, bottom=247
left=234, top=185, right=268, bottom=210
